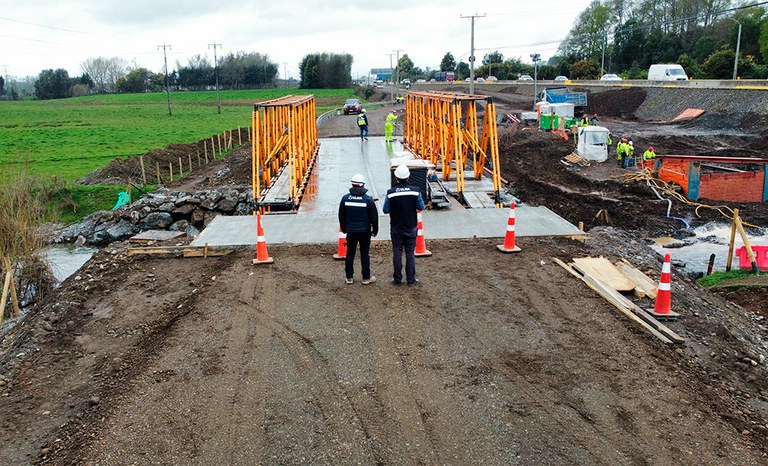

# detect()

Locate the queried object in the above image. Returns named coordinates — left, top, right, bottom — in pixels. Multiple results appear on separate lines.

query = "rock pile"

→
left=56, top=188, right=253, bottom=246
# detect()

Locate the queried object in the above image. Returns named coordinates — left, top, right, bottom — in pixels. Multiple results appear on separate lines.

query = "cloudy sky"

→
left=1, top=0, right=592, bottom=80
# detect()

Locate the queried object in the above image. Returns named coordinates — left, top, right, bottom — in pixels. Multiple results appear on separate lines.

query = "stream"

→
left=651, top=222, right=768, bottom=274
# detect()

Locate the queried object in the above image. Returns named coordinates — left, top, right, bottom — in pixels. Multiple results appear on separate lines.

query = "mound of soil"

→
left=586, top=87, right=647, bottom=118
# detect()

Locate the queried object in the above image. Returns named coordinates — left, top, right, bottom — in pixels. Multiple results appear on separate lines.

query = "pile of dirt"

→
left=585, top=87, right=647, bottom=118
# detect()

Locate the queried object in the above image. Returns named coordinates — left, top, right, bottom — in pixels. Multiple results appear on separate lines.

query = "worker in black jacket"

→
left=339, top=174, right=379, bottom=285
left=383, top=164, right=425, bottom=285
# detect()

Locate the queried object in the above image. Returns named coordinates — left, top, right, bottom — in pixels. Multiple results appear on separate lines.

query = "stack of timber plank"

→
left=553, top=256, right=684, bottom=344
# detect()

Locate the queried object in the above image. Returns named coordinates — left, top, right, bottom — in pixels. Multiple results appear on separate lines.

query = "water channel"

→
left=651, top=222, right=768, bottom=274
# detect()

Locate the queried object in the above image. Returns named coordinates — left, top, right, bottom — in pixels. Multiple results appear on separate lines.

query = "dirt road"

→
left=2, top=235, right=768, bottom=464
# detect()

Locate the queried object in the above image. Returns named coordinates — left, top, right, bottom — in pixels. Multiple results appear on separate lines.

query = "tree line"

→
left=555, top=0, right=768, bottom=79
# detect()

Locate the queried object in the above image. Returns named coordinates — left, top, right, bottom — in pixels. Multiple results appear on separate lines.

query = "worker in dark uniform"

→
left=383, top=165, right=425, bottom=285
left=338, top=174, right=379, bottom=285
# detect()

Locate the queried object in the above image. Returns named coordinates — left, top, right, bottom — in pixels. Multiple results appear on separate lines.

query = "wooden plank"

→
left=572, top=257, right=635, bottom=291
left=616, top=259, right=658, bottom=299
left=572, top=261, right=684, bottom=344
left=127, top=246, right=235, bottom=257
left=129, top=230, right=185, bottom=244
left=553, top=258, right=673, bottom=344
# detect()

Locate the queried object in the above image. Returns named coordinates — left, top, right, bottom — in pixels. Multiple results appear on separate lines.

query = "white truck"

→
left=648, top=64, right=689, bottom=81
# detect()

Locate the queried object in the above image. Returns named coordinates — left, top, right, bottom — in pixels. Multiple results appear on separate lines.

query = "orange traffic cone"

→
left=333, top=227, right=347, bottom=260
left=252, top=213, right=274, bottom=265
left=415, top=210, right=432, bottom=257
left=649, top=253, right=678, bottom=320
left=496, top=203, right=521, bottom=253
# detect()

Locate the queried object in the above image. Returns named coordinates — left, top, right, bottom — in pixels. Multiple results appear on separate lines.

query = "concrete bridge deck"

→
left=191, top=136, right=582, bottom=247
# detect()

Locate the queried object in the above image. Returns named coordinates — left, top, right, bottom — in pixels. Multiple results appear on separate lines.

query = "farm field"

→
left=0, top=89, right=357, bottom=183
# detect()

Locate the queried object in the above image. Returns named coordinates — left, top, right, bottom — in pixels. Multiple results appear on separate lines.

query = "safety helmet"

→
left=649, top=147, right=654, bottom=151
left=394, top=164, right=410, bottom=180
left=351, top=173, right=366, bottom=186
left=629, top=141, right=634, bottom=146
left=360, top=108, right=366, bottom=113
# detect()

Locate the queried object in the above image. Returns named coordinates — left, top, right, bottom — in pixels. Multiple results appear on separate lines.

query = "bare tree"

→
left=80, top=57, right=127, bottom=93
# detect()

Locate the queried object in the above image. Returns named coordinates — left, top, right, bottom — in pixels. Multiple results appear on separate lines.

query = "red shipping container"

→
left=736, top=245, right=768, bottom=271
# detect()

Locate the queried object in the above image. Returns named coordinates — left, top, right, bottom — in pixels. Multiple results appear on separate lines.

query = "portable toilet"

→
left=576, top=126, right=610, bottom=162
left=550, top=103, right=575, bottom=119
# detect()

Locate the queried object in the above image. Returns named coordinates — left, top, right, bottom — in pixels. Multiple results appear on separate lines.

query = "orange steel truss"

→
left=251, top=95, right=319, bottom=210
left=403, top=91, right=502, bottom=204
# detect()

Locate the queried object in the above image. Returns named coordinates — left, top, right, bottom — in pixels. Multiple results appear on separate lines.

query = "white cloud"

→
left=0, top=0, right=592, bottom=80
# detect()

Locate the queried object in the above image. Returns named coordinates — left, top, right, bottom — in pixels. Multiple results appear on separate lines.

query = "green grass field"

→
left=1, top=88, right=357, bottom=183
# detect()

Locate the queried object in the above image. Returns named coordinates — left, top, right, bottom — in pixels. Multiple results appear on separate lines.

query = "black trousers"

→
left=391, top=228, right=417, bottom=284
left=345, top=231, right=372, bottom=280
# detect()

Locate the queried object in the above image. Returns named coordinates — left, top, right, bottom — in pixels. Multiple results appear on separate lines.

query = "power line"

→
left=0, top=16, right=88, bottom=34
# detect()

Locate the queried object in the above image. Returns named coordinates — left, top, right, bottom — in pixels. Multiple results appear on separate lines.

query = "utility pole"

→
left=461, top=13, right=485, bottom=95
left=732, top=19, right=742, bottom=80
left=530, top=53, right=541, bottom=111
left=393, top=49, right=404, bottom=86
left=283, top=62, right=288, bottom=87
left=208, top=42, right=222, bottom=114
left=387, top=53, right=396, bottom=101
left=158, top=43, right=173, bottom=116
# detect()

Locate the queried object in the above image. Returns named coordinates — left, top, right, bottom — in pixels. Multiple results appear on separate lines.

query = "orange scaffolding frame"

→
left=403, top=90, right=502, bottom=204
left=251, top=95, right=319, bottom=211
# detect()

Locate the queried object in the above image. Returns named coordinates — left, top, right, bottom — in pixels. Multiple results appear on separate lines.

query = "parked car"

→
left=343, top=98, right=363, bottom=114
left=554, top=75, right=568, bottom=82
left=518, top=74, right=533, bottom=81
left=600, top=74, right=623, bottom=81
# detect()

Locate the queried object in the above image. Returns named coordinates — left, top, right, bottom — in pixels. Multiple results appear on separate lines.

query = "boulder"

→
left=107, top=220, right=138, bottom=241
left=138, top=212, right=173, bottom=230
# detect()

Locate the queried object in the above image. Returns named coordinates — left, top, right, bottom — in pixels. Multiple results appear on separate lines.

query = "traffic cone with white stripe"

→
left=649, top=253, right=679, bottom=320
left=333, top=227, right=347, bottom=260
left=252, top=212, right=274, bottom=265
left=496, top=203, right=521, bottom=253
left=415, top=210, right=432, bottom=257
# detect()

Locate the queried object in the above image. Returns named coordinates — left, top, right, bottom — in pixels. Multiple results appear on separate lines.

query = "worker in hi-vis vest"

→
left=356, top=109, right=369, bottom=141
left=385, top=111, right=398, bottom=142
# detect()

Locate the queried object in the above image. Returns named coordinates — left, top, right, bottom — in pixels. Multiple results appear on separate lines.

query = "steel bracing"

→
left=403, top=91, right=502, bottom=205
left=252, top=95, right=319, bottom=211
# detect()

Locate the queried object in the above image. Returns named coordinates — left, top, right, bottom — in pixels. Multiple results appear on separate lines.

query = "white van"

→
left=648, top=64, right=689, bottom=81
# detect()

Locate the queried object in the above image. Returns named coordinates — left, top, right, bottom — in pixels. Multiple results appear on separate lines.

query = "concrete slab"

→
left=190, top=136, right=583, bottom=247
left=191, top=205, right=582, bottom=247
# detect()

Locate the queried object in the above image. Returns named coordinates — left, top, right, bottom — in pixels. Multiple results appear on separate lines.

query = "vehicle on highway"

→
left=518, top=74, right=533, bottom=81
left=416, top=79, right=426, bottom=83
left=600, top=73, right=623, bottom=81
left=434, top=71, right=455, bottom=82
left=486, top=76, right=498, bottom=82
left=554, top=75, right=568, bottom=82
left=464, top=77, right=471, bottom=82
left=648, top=63, right=689, bottom=81
left=343, top=98, right=363, bottom=114
left=476, top=77, right=485, bottom=83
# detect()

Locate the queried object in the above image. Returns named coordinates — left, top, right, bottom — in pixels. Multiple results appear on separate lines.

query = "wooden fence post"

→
left=188, top=152, right=193, bottom=172
left=217, top=134, right=223, bottom=158
left=156, top=161, right=162, bottom=184
left=178, top=158, right=183, bottom=178
left=211, top=137, right=216, bottom=159
left=169, top=163, right=174, bottom=182
left=726, top=208, right=738, bottom=272
left=140, top=156, right=147, bottom=184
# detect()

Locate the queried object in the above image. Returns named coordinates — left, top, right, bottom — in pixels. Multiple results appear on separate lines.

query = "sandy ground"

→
left=3, top=85, right=768, bottom=464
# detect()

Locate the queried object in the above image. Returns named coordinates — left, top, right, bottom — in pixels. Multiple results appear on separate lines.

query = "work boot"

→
left=345, top=277, right=353, bottom=285
left=362, top=276, right=377, bottom=285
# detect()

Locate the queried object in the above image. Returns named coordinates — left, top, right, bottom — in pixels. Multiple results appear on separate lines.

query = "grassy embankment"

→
left=0, top=89, right=357, bottom=223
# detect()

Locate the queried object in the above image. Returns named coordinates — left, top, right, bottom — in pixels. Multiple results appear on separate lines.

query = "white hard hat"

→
left=629, top=141, right=634, bottom=146
left=394, top=164, right=410, bottom=180
left=351, top=173, right=366, bottom=185
left=360, top=108, right=366, bottom=113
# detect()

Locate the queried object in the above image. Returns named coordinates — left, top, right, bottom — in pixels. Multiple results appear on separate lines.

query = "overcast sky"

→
left=1, top=0, right=592, bottom=81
